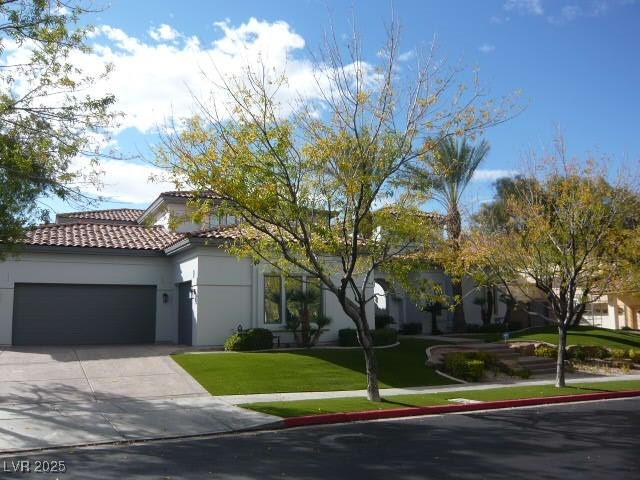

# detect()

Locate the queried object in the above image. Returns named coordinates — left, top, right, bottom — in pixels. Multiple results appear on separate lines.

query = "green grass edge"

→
left=244, top=380, right=640, bottom=418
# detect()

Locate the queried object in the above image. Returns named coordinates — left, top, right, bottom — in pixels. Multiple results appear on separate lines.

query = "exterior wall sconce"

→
left=162, top=293, right=169, bottom=304
left=189, top=288, right=197, bottom=300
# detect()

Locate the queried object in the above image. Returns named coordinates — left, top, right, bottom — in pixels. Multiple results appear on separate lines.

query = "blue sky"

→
left=43, top=0, right=640, bottom=214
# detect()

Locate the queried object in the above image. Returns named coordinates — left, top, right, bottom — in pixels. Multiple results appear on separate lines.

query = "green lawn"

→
left=245, top=380, right=640, bottom=417
left=509, top=326, right=640, bottom=349
left=172, top=338, right=453, bottom=395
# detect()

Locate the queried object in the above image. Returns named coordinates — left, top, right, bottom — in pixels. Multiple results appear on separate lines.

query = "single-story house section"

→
left=0, top=192, right=373, bottom=347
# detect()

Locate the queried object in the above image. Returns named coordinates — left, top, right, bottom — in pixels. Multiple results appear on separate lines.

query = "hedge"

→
left=443, top=353, right=485, bottom=382
left=372, top=327, right=398, bottom=346
left=568, top=345, right=610, bottom=361
left=224, top=328, right=274, bottom=351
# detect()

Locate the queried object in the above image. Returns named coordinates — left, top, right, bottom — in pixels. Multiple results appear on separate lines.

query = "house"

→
left=0, top=191, right=373, bottom=347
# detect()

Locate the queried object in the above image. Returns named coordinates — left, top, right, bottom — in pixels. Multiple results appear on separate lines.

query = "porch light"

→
left=162, top=293, right=169, bottom=304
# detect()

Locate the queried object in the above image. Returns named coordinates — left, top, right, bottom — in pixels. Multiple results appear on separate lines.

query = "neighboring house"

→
left=374, top=274, right=509, bottom=334
left=577, top=294, right=639, bottom=330
left=0, top=191, right=373, bottom=347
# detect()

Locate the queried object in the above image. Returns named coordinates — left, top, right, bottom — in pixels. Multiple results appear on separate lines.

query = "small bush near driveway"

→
left=224, top=328, right=274, bottom=351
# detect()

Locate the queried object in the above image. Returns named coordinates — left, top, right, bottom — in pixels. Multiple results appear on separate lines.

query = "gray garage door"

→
left=12, top=284, right=157, bottom=346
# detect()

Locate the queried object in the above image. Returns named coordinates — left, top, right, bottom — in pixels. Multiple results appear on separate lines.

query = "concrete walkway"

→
left=0, top=345, right=280, bottom=452
left=217, top=373, right=640, bottom=405
left=403, top=334, right=480, bottom=343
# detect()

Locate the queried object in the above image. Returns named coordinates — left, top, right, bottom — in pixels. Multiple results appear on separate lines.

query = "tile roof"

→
left=190, top=225, right=245, bottom=240
left=23, top=223, right=183, bottom=251
left=160, top=190, right=222, bottom=200
left=163, top=225, right=246, bottom=250
left=57, top=208, right=145, bottom=223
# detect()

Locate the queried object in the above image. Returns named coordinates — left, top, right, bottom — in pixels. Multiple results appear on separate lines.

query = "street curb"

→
left=281, top=389, right=640, bottom=428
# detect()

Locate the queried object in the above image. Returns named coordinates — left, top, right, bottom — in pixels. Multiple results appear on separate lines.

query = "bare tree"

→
left=156, top=17, right=515, bottom=401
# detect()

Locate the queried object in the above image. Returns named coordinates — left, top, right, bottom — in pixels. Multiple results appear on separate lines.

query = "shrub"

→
left=338, top=328, right=359, bottom=347
left=375, top=314, right=395, bottom=329
left=609, top=347, right=629, bottom=359
left=534, top=344, right=558, bottom=358
left=443, top=353, right=485, bottom=382
left=224, top=328, right=274, bottom=351
left=372, top=328, right=398, bottom=346
left=513, top=368, right=532, bottom=379
left=513, top=344, right=535, bottom=356
left=568, top=345, right=610, bottom=361
left=628, top=349, right=640, bottom=362
left=399, top=322, right=423, bottom=335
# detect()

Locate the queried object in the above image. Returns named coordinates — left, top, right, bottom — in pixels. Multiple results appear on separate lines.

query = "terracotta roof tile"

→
left=57, top=208, right=145, bottom=223
left=161, top=190, right=222, bottom=200
left=24, top=223, right=183, bottom=251
left=190, top=225, right=245, bottom=240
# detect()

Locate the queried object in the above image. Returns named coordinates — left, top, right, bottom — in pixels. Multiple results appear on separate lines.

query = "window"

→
left=264, top=274, right=323, bottom=325
left=263, top=275, right=282, bottom=324
left=374, top=282, right=387, bottom=310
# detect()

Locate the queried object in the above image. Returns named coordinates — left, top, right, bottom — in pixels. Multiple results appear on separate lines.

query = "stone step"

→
left=527, top=367, right=558, bottom=375
left=517, top=356, right=557, bottom=366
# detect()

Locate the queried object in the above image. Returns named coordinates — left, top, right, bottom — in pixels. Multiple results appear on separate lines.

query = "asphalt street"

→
left=1, top=397, right=638, bottom=479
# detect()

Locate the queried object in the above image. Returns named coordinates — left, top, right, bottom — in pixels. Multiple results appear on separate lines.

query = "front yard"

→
left=245, top=379, right=640, bottom=417
left=509, top=326, right=640, bottom=349
left=172, top=338, right=454, bottom=395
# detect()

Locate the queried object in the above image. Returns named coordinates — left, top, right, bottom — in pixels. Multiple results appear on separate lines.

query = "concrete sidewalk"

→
left=216, top=373, right=640, bottom=404
left=0, top=395, right=280, bottom=453
left=0, top=345, right=281, bottom=453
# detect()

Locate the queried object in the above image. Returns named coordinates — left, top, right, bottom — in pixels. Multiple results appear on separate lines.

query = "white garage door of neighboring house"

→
left=12, top=283, right=157, bottom=346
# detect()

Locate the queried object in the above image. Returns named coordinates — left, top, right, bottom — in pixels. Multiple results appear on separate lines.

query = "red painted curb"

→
left=282, top=389, right=640, bottom=428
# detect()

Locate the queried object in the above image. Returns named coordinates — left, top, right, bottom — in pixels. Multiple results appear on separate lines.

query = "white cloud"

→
left=504, top=0, right=544, bottom=15
left=472, top=169, right=518, bottom=182
left=2, top=18, right=330, bottom=135
left=148, top=23, right=180, bottom=42
left=398, top=50, right=415, bottom=62
left=71, top=157, right=174, bottom=204
left=2, top=18, right=379, bottom=206
left=478, top=43, right=496, bottom=54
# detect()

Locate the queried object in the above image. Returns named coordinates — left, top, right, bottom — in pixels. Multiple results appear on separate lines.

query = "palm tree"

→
left=404, top=137, right=490, bottom=332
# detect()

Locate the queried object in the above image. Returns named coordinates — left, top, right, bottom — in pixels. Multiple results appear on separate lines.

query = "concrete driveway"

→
left=0, top=345, right=280, bottom=452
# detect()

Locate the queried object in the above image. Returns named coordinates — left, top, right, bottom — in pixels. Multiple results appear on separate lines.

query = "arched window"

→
left=374, top=281, right=388, bottom=311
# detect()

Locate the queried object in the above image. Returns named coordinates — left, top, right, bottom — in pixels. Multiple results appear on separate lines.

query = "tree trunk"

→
left=361, top=339, right=381, bottom=402
left=556, top=325, right=568, bottom=387
left=452, top=280, right=466, bottom=332
left=342, top=298, right=381, bottom=402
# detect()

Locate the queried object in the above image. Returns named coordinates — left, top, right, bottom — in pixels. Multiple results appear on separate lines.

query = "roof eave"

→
left=164, top=236, right=227, bottom=256
left=5, top=244, right=165, bottom=257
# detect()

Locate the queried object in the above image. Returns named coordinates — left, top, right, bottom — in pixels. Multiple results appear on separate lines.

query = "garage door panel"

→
left=13, top=284, right=156, bottom=345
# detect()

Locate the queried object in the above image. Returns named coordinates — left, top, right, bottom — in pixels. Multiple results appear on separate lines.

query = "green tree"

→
left=157, top=21, right=513, bottom=401
left=465, top=139, right=640, bottom=386
left=401, top=137, right=490, bottom=332
left=0, top=0, right=117, bottom=250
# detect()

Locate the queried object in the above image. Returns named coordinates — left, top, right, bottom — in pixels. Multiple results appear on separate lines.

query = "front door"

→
left=178, top=282, right=193, bottom=345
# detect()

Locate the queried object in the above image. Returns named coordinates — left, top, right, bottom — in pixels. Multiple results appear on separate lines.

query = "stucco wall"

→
left=190, top=247, right=254, bottom=346
left=0, top=251, right=177, bottom=345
